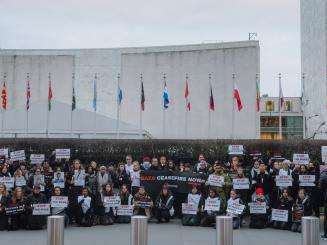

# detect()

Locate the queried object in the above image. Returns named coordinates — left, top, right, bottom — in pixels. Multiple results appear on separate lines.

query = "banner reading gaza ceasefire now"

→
left=140, top=171, right=206, bottom=197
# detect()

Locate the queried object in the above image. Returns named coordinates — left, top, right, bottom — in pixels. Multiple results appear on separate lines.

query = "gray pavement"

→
left=0, top=220, right=326, bottom=245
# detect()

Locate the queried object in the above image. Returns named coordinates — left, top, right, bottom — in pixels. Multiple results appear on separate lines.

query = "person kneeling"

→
left=99, top=184, right=115, bottom=225
left=155, top=186, right=174, bottom=223
left=76, top=188, right=94, bottom=227
left=51, top=187, right=69, bottom=227
left=226, top=189, right=245, bottom=229
left=133, top=186, right=153, bottom=218
left=272, top=189, right=293, bottom=230
left=200, top=189, right=224, bottom=227
left=249, top=188, right=270, bottom=229
left=291, top=189, right=312, bottom=233
left=182, top=185, right=201, bottom=226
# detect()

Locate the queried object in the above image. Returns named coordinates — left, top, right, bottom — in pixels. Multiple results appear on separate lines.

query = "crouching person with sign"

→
left=76, top=187, right=94, bottom=227
left=133, top=186, right=153, bottom=218
left=0, top=184, right=9, bottom=230
left=226, top=189, right=245, bottom=229
left=182, top=185, right=202, bottom=226
left=25, top=185, right=48, bottom=230
left=116, top=184, right=133, bottom=223
left=7, top=187, right=26, bottom=230
left=50, top=187, right=69, bottom=226
left=200, top=188, right=224, bottom=227
left=291, top=188, right=312, bottom=233
left=271, top=189, right=293, bottom=230
left=249, top=188, right=270, bottom=229
left=99, top=184, right=116, bottom=225
left=155, top=185, right=174, bottom=223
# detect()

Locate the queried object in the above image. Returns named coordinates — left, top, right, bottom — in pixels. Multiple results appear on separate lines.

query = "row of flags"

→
left=0, top=73, right=271, bottom=113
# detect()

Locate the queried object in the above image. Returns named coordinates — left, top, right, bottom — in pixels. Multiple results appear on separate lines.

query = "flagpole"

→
left=116, top=73, right=121, bottom=139
left=185, top=73, right=189, bottom=139
left=232, top=73, right=236, bottom=139
left=139, top=73, right=143, bottom=139
left=71, top=73, right=75, bottom=137
left=26, top=73, right=29, bottom=137
left=163, top=73, right=166, bottom=138
left=94, top=73, right=97, bottom=137
left=1, top=73, right=6, bottom=138
left=278, top=73, right=282, bottom=140
left=208, top=73, right=212, bottom=139
left=46, top=72, right=51, bottom=138
left=255, top=73, right=259, bottom=139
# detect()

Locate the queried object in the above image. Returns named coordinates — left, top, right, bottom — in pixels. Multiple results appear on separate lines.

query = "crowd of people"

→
left=0, top=152, right=326, bottom=240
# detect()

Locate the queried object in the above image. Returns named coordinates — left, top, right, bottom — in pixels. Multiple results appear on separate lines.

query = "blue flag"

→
left=92, top=78, right=97, bottom=111
left=163, top=81, right=169, bottom=109
left=117, top=87, right=123, bottom=105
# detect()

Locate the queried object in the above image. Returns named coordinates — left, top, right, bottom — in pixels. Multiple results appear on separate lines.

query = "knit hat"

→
left=255, top=187, right=264, bottom=196
left=143, top=156, right=151, bottom=162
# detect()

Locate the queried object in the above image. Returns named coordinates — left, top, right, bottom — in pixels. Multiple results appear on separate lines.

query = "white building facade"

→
left=0, top=41, right=260, bottom=139
left=301, top=0, right=327, bottom=139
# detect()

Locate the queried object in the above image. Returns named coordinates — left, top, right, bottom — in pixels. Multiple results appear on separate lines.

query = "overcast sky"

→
left=0, top=0, right=301, bottom=97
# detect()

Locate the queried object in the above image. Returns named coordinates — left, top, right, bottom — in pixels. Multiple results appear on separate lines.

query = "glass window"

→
left=265, top=101, right=275, bottom=112
left=284, top=101, right=292, bottom=111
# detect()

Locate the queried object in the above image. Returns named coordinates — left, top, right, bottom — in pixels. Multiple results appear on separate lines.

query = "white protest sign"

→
left=187, top=194, right=201, bottom=206
left=0, top=177, right=14, bottom=189
left=293, top=154, right=309, bottom=165
left=182, top=203, right=198, bottom=215
left=204, top=198, right=221, bottom=211
left=272, top=209, right=289, bottom=222
left=208, top=175, right=224, bottom=187
left=55, top=149, right=70, bottom=159
left=52, top=172, right=65, bottom=188
left=74, top=170, right=85, bottom=187
left=228, top=145, right=244, bottom=155
left=33, top=175, right=45, bottom=192
left=299, top=175, right=316, bottom=187
left=227, top=201, right=245, bottom=215
left=51, top=196, right=68, bottom=208
left=249, top=202, right=267, bottom=214
left=322, top=146, right=327, bottom=163
left=276, top=175, right=293, bottom=187
left=30, top=154, right=45, bottom=164
left=32, top=204, right=51, bottom=215
left=103, top=196, right=121, bottom=208
left=15, top=177, right=26, bottom=187
left=233, top=178, right=250, bottom=190
left=116, top=205, right=133, bottom=216
left=0, top=148, right=9, bottom=158
left=10, top=150, right=25, bottom=161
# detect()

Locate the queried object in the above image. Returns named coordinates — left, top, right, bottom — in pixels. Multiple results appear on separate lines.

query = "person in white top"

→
left=130, top=161, right=141, bottom=195
left=125, top=155, right=133, bottom=175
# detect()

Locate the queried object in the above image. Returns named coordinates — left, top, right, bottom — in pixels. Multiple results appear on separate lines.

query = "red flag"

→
left=48, top=80, right=53, bottom=111
left=1, top=81, right=7, bottom=110
left=184, top=80, right=191, bottom=111
left=233, top=84, right=243, bottom=111
left=209, top=84, right=215, bottom=111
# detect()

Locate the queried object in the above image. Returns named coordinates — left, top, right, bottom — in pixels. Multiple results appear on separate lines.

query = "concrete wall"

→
left=301, top=0, right=327, bottom=139
left=0, top=41, right=260, bottom=139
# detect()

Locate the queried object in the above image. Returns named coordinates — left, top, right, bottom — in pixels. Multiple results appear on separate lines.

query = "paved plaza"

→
left=1, top=220, right=326, bottom=245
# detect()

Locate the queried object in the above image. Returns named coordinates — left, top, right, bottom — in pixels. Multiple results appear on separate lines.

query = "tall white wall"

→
left=0, top=41, right=260, bottom=139
left=301, top=0, right=327, bottom=139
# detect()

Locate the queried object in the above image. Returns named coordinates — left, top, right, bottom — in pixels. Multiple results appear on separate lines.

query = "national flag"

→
left=233, top=84, right=243, bottom=111
left=209, top=84, right=215, bottom=111
left=141, top=81, right=145, bottom=111
left=184, top=79, right=191, bottom=111
left=26, top=78, right=31, bottom=111
left=1, top=80, right=7, bottom=110
left=117, top=86, right=123, bottom=105
left=279, top=77, right=284, bottom=111
left=256, top=79, right=260, bottom=112
left=163, top=81, right=169, bottom=109
left=92, top=77, right=97, bottom=112
left=48, top=79, right=53, bottom=111
left=72, top=86, right=76, bottom=111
